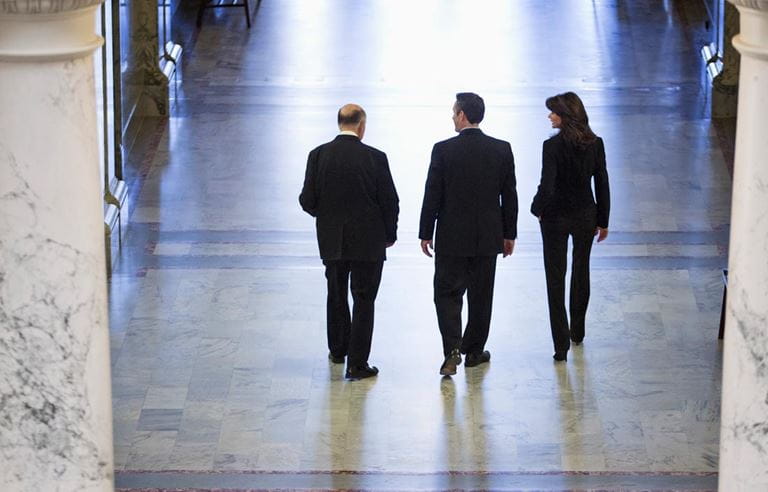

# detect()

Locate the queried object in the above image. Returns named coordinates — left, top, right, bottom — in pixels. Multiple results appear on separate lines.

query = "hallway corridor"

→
left=111, top=1, right=728, bottom=490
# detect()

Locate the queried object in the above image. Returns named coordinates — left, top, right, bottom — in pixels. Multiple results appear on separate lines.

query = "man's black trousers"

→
left=434, top=254, right=498, bottom=357
left=324, top=259, right=384, bottom=367
left=540, top=214, right=596, bottom=354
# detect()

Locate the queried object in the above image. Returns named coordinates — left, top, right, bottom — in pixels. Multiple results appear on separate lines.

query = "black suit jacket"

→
left=530, top=134, right=610, bottom=228
left=300, top=135, right=399, bottom=261
left=419, top=128, right=518, bottom=256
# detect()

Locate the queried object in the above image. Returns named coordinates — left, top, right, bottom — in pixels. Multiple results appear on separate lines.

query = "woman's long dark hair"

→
left=546, top=92, right=597, bottom=147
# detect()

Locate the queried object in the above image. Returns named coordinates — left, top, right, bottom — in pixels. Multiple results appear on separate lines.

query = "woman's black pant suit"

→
left=531, top=134, right=610, bottom=355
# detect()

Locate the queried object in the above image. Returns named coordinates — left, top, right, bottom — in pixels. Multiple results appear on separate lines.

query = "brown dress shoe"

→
left=439, top=349, right=462, bottom=376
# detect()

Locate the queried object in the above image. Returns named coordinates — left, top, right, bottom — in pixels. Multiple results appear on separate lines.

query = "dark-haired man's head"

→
left=338, top=104, right=367, bottom=139
left=452, top=92, right=484, bottom=132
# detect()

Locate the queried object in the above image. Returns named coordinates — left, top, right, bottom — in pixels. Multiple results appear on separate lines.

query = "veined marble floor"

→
left=110, top=1, right=728, bottom=490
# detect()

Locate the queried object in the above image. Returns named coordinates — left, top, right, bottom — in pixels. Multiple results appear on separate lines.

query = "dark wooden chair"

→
left=719, top=269, right=728, bottom=340
left=197, top=0, right=259, bottom=28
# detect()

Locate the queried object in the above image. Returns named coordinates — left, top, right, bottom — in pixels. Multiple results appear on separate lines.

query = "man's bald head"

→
left=338, top=104, right=367, bottom=137
left=338, top=104, right=366, bottom=126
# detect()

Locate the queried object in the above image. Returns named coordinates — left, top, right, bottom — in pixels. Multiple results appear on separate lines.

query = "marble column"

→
left=0, top=2, right=115, bottom=491
left=719, top=0, right=768, bottom=489
left=120, top=0, right=172, bottom=152
left=125, top=0, right=170, bottom=117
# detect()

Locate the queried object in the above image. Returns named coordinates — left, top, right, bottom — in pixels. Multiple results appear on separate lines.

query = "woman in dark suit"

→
left=531, top=92, right=610, bottom=362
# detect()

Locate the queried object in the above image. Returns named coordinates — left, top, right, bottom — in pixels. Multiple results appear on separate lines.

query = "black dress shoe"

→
left=345, top=364, right=379, bottom=380
left=464, top=350, right=491, bottom=367
left=439, top=348, right=462, bottom=376
left=553, top=352, right=567, bottom=362
left=328, top=353, right=345, bottom=364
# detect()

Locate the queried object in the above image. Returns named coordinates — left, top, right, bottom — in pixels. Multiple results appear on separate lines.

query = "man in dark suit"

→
left=300, top=104, right=399, bottom=380
left=419, top=92, right=518, bottom=376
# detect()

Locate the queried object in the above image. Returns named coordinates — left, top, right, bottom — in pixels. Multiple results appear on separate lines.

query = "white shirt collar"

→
left=339, top=130, right=359, bottom=137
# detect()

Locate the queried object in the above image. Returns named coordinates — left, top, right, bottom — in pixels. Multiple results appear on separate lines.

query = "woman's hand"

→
left=595, top=227, right=608, bottom=242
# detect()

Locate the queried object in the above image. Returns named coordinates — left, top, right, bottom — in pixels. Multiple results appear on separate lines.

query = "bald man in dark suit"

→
left=300, top=104, right=399, bottom=380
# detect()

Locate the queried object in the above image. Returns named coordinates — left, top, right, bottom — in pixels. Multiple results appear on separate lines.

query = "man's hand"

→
left=503, top=239, right=515, bottom=257
left=420, top=239, right=434, bottom=258
left=595, top=227, right=608, bottom=243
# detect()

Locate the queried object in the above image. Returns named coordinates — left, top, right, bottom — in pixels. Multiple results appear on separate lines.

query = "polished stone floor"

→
left=111, top=1, right=729, bottom=490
